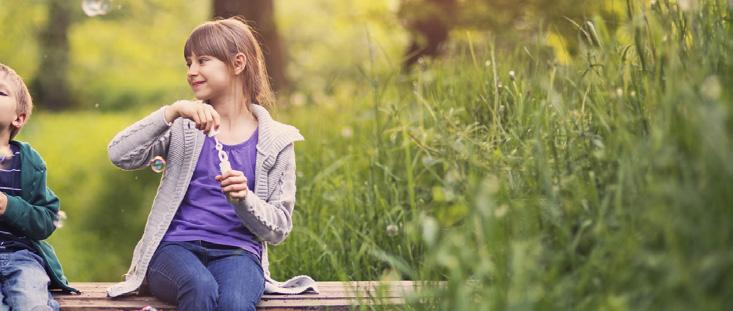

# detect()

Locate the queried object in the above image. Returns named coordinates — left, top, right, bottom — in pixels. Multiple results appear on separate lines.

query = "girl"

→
left=106, top=18, right=316, bottom=310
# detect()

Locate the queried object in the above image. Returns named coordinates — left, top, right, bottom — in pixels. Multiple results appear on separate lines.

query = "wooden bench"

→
left=55, top=281, right=423, bottom=310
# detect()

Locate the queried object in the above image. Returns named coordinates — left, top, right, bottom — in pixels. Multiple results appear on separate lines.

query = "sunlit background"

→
left=1, top=0, right=731, bottom=309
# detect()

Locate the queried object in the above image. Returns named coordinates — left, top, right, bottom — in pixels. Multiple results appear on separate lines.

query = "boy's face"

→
left=0, top=74, right=26, bottom=137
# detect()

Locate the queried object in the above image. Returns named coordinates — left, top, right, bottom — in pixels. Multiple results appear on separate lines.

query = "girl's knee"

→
left=180, top=273, right=218, bottom=300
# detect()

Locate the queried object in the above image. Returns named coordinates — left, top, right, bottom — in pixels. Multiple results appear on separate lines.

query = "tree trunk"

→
left=212, top=0, right=288, bottom=92
left=32, top=0, right=72, bottom=110
left=400, top=0, right=456, bottom=71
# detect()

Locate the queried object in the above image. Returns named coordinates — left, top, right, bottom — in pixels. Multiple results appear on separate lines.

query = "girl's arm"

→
left=233, top=143, right=298, bottom=245
left=107, top=105, right=174, bottom=170
left=108, top=101, right=219, bottom=170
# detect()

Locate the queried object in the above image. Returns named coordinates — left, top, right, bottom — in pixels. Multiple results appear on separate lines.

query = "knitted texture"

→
left=106, top=103, right=317, bottom=297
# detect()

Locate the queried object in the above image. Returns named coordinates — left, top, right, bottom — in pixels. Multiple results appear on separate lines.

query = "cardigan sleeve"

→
left=107, top=106, right=174, bottom=170
left=233, top=143, right=297, bottom=245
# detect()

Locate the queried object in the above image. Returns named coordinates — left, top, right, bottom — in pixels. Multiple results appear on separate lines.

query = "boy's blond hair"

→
left=0, top=63, right=33, bottom=139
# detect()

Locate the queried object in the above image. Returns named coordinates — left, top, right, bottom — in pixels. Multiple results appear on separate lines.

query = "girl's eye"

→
left=0, top=91, right=7, bottom=97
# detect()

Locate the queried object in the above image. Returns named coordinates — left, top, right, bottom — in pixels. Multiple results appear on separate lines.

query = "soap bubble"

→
left=81, top=0, right=112, bottom=17
left=150, top=156, right=167, bottom=173
left=54, top=210, right=67, bottom=229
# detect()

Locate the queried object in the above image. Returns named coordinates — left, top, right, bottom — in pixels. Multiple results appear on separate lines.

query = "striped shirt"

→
left=0, top=144, right=22, bottom=196
left=0, top=143, right=35, bottom=252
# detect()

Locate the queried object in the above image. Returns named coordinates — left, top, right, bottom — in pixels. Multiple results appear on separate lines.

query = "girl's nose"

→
left=187, top=63, right=199, bottom=76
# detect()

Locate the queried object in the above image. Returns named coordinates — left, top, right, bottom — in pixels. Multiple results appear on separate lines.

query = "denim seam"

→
left=146, top=266, right=178, bottom=293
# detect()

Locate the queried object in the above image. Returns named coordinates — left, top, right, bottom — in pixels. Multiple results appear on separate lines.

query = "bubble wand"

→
left=210, top=130, right=238, bottom=203
left=213, top=134, right=232, bottom=174
left=149, top=129, right=238, bottom=202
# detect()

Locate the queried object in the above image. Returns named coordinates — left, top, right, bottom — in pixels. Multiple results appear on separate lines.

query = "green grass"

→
left=16, top=1, right=733, bottom=309
left=284, top=0, right=733, bottom=309
left=19, top=110, right=162, bottom=280
left=373, top=1, right=732, bottom=309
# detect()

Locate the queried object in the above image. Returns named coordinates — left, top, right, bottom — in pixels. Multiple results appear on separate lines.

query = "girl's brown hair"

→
left=184, top=17, right=274, bottom=108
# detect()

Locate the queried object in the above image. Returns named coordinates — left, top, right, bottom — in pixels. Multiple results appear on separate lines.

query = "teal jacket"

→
left=0, top=141, right=77, bottom=293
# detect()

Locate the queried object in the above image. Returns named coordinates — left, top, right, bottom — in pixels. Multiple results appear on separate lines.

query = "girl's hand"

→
left=216, top=170, right=249, bottom=200
left=165, top=100, right=220, bottom=135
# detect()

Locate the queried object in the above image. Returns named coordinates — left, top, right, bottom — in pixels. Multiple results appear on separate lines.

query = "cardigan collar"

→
left=249, top=103, right=304, bottom=157
left=184, top=103, right=304, bottom=158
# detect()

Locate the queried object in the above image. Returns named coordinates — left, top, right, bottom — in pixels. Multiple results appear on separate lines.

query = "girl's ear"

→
left=233, top=53, right=247, bottom=75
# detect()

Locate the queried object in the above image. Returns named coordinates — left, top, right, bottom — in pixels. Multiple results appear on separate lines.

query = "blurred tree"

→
left=399, top=0, right=612, bottom=69
left=212, top=0, right=288, bottom=92
left=461, top=0, right=612, bottom=53
left=400, top=0, right=457, bottom=71
left=31, top=0, right=73, bottom=110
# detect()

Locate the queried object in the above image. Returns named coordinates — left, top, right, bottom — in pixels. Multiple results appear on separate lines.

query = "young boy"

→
left=0, top=63, right=77, bottom=310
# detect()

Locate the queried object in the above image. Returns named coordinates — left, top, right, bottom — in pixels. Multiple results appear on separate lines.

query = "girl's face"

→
left=186, top=53, right=236, bottom=101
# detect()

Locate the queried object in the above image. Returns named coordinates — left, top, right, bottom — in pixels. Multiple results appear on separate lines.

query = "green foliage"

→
left=18, top=110, right=161, bottom=280
left=3, top=1, right=732, bottom=310
left=277, top=0, right=408, bottom=97
left=384, top=0, right=732, bottom=309
left=277, top=1, right=732, bottom=308
left=67, top=1, right=209, bottom=110
left=0, top=0, right=208, bottom=111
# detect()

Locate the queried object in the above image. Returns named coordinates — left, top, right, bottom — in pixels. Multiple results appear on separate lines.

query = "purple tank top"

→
left=163, top=128, right=262, bottom=259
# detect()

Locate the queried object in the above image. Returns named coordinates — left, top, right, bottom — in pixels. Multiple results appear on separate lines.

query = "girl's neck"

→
left=208, top=88, right=257, bottom=133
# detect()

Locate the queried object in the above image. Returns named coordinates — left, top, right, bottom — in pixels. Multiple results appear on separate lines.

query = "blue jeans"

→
left=0, top=249, right=59, bottom=311
left=147, top=241, right=265, bottom=311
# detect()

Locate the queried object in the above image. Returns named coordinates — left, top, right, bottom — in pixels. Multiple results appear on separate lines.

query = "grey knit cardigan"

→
left=106, top=102, right=317, bottom=297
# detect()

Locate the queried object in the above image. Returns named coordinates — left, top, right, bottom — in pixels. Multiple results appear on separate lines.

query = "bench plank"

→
left=56, top=281, right=422, bottom=310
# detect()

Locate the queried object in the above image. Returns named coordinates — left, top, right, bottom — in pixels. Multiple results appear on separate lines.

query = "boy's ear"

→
left=12, top=112, right=27, bottom=130
left=233, top=53, right=247, bottom=75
